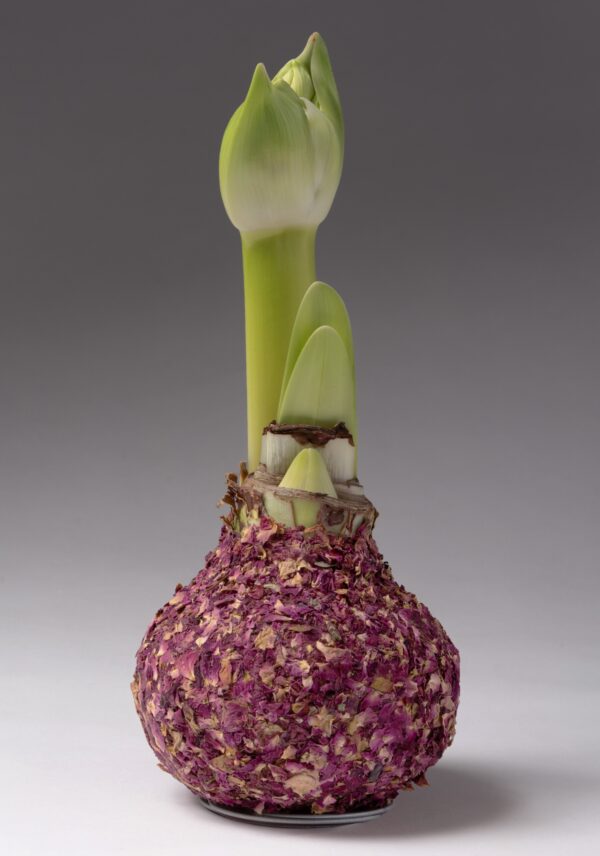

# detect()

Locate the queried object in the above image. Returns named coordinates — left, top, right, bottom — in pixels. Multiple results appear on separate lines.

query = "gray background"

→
left=2, top=1, right=599, bottom=854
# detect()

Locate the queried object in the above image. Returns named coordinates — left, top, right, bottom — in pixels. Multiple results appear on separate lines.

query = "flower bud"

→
left=219, top=33, right=344, bottom=235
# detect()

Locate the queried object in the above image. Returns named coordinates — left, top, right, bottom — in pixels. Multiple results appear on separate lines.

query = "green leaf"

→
left=277, top=325, right=355, bottom=439
left=279, top=281, right=354, bottom=412
left=279, top=448, right=337, bottom=496
left=279, top=448, right=337, bottom=528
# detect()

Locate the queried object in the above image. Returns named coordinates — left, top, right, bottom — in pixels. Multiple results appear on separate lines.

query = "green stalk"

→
left=242, top=227, right=316, bottom=471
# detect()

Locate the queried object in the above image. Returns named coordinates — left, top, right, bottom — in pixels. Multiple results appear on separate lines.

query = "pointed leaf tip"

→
left=295, top=32, right=320, bottom=66
left=280, top=448, right=337, bottom=497
left=246, top=62, right=271, bottom=101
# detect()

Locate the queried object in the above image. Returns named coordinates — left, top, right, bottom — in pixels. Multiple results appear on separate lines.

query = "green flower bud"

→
left=219, top=33, right=344, bottom=235
left=273, top=59, right=315, bottom=102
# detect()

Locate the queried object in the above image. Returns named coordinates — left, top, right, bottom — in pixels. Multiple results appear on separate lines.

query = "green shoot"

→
left=278, top=325, right=356, bottom=446
left=278, top=281, right=354, bottom=416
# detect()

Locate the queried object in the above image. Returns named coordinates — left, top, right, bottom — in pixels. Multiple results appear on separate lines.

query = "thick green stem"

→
left=241, top=227, right=316, bottom=471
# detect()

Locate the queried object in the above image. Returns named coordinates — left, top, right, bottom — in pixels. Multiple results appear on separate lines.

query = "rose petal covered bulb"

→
left=132, top=478, right=459, bottom=814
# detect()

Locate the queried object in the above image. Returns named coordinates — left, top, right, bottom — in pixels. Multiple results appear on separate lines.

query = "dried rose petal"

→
left=132, top=521, right=460, bottom=814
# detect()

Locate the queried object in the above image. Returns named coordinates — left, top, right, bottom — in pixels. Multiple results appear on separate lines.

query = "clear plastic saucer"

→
left=198, top=797, right=392, bottom=827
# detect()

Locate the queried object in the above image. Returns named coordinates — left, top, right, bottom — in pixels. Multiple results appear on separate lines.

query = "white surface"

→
left=2, top=493, right=599, bottom=855
left=3, top=622, right=599, bottom=855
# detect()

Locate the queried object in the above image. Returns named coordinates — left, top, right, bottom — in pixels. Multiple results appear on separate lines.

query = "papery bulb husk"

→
left=132, top=479, right=460, bottom=815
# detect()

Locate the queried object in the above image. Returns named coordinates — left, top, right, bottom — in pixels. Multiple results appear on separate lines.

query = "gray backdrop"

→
left=2, top=2, right=599, bottom=854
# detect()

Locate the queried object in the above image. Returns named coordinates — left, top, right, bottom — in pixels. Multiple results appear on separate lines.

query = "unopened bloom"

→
left=219, top=33, right=344, bottom=235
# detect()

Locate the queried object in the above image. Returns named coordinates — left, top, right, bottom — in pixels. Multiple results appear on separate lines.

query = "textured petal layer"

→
left=132, top=521, right=460, bottom=815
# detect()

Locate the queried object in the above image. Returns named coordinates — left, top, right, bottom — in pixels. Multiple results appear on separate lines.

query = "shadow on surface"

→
left=183, top=762, right=518, bottom=839
left=329, top=763, right=516, bottom=839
